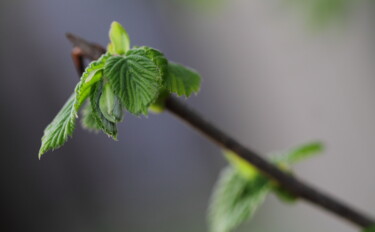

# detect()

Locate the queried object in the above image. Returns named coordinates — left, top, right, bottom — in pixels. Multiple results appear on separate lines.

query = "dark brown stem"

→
left=66, top=33, right=375, bottom=229
left=165, top=96, right=374, bottom=228
left=71, top=47, right=85, bottom=75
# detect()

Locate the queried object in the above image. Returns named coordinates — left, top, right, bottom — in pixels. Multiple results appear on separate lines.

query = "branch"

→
left=66, top=33, right=375, bottom=229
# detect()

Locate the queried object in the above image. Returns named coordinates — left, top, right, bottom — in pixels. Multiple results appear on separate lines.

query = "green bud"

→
left=99, top=82, right=124, bottom=123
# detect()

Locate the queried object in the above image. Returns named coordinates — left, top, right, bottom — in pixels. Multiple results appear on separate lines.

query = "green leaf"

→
left=90, top=81, right=118, bottom=139
left=164, top=62, right=201, bottom=97
left=223, top=150, right=298, bottom=203
left=81, top=101, right=101, bottom=132
left=363, top=225, right=375, bottom=232
left=38, top=54, right=110, bottom=158
left=269, top=142, right=323, bottom=203
left=104, top=49, right=164, bottom=115
left=209, top=167, right=270, bottom=232
left=109, top=21, right=130, bottom=55
left=126, top=46, right=168, bottom=79
left=274, top=141, right=324, bottom=165
left=99, top=82, right=124, bottom=123
left=75, top=53, right=110, bottom=110
left=223, top=142, right=322, bottom=206
left=39, top=94, right=77, bottom=158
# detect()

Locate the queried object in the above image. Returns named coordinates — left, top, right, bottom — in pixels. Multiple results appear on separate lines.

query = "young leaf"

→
left=104, top=50, right=164, bottom=115
left=269, top=142, right=323, bottom=203
left=38, top=52, right=110, bottom=158
left=81, top=101, right=101, bottom=132
left=126, top=46, right=168, bottom=79
left=209, top=167, right=270, bottom=232
left=274, top=141, right=324, bottom=165
left=75, top=53, right=110, bottom=110
left=90, top=81, right=118, bottom=139
left=109, top=21, right=130, bottom=55
left=164, top=62, right=201, bottom=97
left=39, top=94, right=77, bottom=158
left=99, top=82, right=124, bottom=123
left=223, top=142, right=321, bottom=206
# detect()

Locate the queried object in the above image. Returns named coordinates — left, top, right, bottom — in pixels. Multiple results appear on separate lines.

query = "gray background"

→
left=1, top=0, right=375, bottom=231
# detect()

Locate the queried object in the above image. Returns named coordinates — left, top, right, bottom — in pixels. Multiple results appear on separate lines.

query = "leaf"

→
left=81, top=101, right=101, bottom=132
left=223, top=142, right=322, bottom=206
left=269, top=142, right=323, bottom=203
left=209, top=167, right=270, bottom=232
left=74, top=53, right=110, bottom=111
left=109, top=21, right=130, bottom=55
left=38, top=54, right=111, bottom=158
left=274, top=141, right=324, bottom=165
left=223, top=150, right=297, bottom=204
left=99, top=82, right=124, bottom=123
left=126, top=46, right=168, bottom=79
left=104, top=49, right=164, bottom=115
left=90, top=81, right=118, bottom=139
left=39, top=94, right=77, bottom=158
left=164, top=62, right=201, bottom=97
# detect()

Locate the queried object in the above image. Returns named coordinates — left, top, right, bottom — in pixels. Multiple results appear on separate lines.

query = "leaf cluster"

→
left=39, top=21, right=201, bottom=158
left=208, top=142, right=324, bottom=232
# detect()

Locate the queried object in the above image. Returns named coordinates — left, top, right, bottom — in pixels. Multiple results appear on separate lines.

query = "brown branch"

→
left=66, top=33, right=375, bottom=229
left=71, top=47, right=85, bottom=75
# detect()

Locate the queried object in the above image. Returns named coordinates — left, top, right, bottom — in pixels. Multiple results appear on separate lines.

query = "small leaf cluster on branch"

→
left=209, top=142, right=323, bottom=232
left=39, top=21, right=201, bottom=158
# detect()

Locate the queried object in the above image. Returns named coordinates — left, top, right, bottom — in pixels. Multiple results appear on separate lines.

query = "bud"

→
left=99, top=82, right=124, bottom=123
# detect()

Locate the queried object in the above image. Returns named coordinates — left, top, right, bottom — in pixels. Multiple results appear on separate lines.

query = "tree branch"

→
left=66, top=33, right=375, bottom=229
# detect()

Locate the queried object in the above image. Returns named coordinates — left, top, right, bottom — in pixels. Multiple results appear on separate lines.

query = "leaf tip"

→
left=109, top=21, right=130, bottom=55
left=38, top=149, right=45, bottom=160
left=110, top=21, right=122, bottom=28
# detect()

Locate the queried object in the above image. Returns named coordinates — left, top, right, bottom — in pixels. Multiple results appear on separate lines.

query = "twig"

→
left=66, top=33, right=375, bottom=229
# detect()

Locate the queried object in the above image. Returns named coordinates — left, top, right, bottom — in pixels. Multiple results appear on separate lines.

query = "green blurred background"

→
left=1, top=0, right=375, bottom=231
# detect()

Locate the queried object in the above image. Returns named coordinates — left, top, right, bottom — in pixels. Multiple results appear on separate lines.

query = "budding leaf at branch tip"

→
left=209, top=167, right=270, bottom=232
left=104, top=48, right=165, bottom=115
left=38, top=94, right=77, bottom=159
left=38, top=21, right=203, bottom=157
left=109, top=21, right=130, bottom=55
left=164, top=62, right=201, bottom=97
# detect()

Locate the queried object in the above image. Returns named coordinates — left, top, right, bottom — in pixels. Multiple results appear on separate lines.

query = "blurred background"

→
left=1, top=0, right=375, bottom=231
